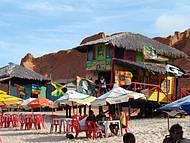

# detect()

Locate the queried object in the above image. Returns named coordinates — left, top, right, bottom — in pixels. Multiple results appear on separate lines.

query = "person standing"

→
left=99, top=76, right=107, bottom=94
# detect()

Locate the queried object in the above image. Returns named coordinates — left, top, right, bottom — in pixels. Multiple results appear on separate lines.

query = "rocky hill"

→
left=20, top=49, right=90, bottom=82
left=154, top=29, right=190, bottom=70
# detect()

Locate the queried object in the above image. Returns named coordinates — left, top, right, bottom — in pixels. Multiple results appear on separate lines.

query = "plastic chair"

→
left=86, top=121, right=103, bottom=139
left=11, top=114, right=19, bottom=128
left=25, top=114, right=33, bottom=130
left=67, top=115, right=87, bottom=138
left=4, top=113, right=11, bottom=128
left=19, top=114, right=25, bottom=130
left=41, top=114, right=47, bottom=129
left=0, top=114, right=4, bottom=128
left=33, top=114, right=42, bottom=130
left=50, top=115, right=60, bottom=133
left=72, top=114, right=82, bottom=121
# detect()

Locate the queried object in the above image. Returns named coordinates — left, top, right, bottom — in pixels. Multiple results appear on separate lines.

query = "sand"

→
left=0, top=114, right=190, bottom=143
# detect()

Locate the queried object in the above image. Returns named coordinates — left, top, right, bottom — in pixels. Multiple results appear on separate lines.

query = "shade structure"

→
left=20, top=97, right=36, bottom=109
left=0, top=90, right=23, bottom=106
left=91, top=86, right=146, bottom=106
left=157, top=95, right=190, bottom=116
left=55, top=90, right=96, bottom=106
left=27, top=97, right=53, bottom=109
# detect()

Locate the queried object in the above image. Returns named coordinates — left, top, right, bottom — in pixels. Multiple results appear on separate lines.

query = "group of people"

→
left=79, top=109, right=128, bottom=137
left=122, top=123, right=189, bottom=143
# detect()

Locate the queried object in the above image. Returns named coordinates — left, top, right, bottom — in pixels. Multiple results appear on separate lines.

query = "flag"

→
left=51, top=82, right=66, bottom=96
left=15, top=84, right=25, bottom=96
left=76, top=76, right=95, bottom=95
left=115, top=71, right=133, bottom=86
left=166, top=64, right=185, bottom=77
left=143, top=45, right=157, bottom=60
left=32, top=84, right=41, bottom=95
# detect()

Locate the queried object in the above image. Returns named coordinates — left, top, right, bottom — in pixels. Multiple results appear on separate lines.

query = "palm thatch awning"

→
left=77, top=32, right=188, bottom=59
left=114, top=59, right=166, bottom=74
left=0, top=63, right=50, bottom=82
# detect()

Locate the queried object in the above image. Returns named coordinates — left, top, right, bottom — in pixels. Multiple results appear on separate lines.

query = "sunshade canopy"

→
left=0, top=90, right=23, bottom=106
left=55, top=90, right=96, bottom=105
left=91, top=86, right=146, bottom=106
left=157, top=95, right=190, bottom=116
left=20, top=97, right=36, bottom=109
left=27, top=97, right=53, bottom=109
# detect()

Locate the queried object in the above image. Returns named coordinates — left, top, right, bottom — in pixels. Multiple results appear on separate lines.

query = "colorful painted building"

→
left=0, top=63, right=50, bottom=99
left=76, top=32, right=188, bottom=103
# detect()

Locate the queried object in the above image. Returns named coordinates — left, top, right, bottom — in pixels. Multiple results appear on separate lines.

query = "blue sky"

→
left=0, top=0, right=190, bottom=66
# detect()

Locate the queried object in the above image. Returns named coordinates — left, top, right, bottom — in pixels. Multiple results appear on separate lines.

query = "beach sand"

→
left=0, top=114, right=190, bottom=143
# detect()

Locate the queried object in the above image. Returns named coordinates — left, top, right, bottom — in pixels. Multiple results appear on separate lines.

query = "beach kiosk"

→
left=0, top=63, right=50, bottom=99
left=76, top=32, right=188, bottom=106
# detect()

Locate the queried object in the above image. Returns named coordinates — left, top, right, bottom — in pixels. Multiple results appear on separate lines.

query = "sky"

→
left=0, top=0, right=190, bottom=67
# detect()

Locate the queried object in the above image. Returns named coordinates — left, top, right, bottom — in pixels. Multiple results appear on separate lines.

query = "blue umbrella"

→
left=157, top=95, right=190, bottom=115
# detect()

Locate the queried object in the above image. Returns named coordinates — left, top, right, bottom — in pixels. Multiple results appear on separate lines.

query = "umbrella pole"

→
left=167, top=114, right=170, bottom=131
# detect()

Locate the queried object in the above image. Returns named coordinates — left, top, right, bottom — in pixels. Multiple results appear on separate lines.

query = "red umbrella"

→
left=27, top=97, right=53, bottom=109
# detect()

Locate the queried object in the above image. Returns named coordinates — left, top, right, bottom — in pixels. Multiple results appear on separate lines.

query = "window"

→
left=115, top=47, right=124, bottom=59
left=87, top=47, right=93, bottom=61
left=126, top=50, right=135, bottom=61
left=106, top=46, right=112, bottom=58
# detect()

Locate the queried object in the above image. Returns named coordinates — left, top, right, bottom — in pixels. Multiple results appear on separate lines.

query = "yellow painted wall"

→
left=148, top=77, right=174, bottom=103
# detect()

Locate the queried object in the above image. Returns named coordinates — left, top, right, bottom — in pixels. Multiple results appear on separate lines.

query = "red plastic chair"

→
left=25, top=114, right=33, bottom=130
left=72, top=114, right=82, bottom=121
left=67, top=115, right=87, bottom=138
left=11, top=114, right=19, bottom=128
left=86, top=121, right=102, bottom=139
left=4, top=113, right=11, bottom=128
left=50, top=115, right=60, bottom=133
left=19, top=114, right=25, bottom=130
left=0, top=114, right=4, bottom=128
left=41, top=114, right=47, bottom=129
left=33, top=114, right=42, bottom=130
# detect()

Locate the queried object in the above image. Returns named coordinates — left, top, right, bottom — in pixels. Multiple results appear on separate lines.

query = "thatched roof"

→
left=0, top=63, right=50, bottom=82
left=77, top=32, right=188, bottom=59
left=115, top=59, right=166, bottom=74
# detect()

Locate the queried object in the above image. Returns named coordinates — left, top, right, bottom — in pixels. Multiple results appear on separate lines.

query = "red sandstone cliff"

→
left=21, top=49, right=90, bottom=82
left=154, top=29, right=190, bottom=71
left=154, top=29, right=190, bottom=88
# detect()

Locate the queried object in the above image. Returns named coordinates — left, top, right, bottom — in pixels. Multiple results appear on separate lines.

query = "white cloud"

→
left=155, top=14, right=190, bottom=32
left=19, top=1, right=92, bottom=15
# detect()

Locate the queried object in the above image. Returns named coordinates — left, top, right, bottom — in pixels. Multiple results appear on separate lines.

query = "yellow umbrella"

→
left=0, top=90, right=23, bottom=106
left=0, top=96, right=23, bottom=106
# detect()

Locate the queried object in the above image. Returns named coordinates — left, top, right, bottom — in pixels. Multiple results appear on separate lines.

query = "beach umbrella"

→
left=20, top=97, right=36, bottom=109
left=54, top=90, right=96, bottom=106
left=157, top=95, right=190, bottom=116
left=0, top=90, right=23, bottom=106
left=27, top=97, right=53, bottom=109
left=91, top=86, right=146, bottom=106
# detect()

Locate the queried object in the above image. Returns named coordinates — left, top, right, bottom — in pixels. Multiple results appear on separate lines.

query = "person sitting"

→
left=96, top=109, right=107, bottom=122
left=109, top=112, right=120, bottom=136
left=86, top=110, right=104, bottom=138
left=163, top=123, right=190, bottom=143
left=86, top=110, right=96, bottom=123
left=123, top=132, right=136, bottom=143
left=96, top=109, right=107, bottom=133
